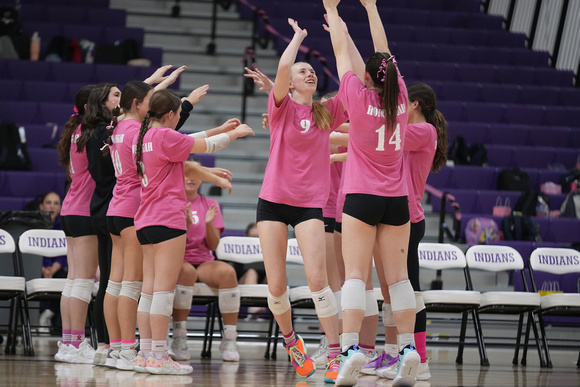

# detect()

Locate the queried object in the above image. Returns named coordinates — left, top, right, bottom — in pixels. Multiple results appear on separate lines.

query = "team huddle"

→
left=53, top=1, right=448, bottom=386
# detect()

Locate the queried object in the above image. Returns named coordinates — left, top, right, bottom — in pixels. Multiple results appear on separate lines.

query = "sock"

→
left=283, top=330, right=296, bottom=346
left=341, top=332, right=358, bottom=352
left=152, top=340, right=167, bottom=359
left=121, top=340, right=137, bottom=351
left=109, top=339, right=122, bottom=351
left=385, top=343, right=398, bottom=357
left=70, top=330, right=84, bottom=349
left=359, top=343, right=375, bottom=356
left=397, top=333, right=415, bottom=352
left=140, top=338, right=151, bottom=354
left=173, top=320, right=187, bottom=338
left=223, top=324, right=237, bottom=339
left=329, top=343, right=341, bottom=357
left=63, top=329, right=71, bottom=345
left=414, top=331, right=427, bottom=363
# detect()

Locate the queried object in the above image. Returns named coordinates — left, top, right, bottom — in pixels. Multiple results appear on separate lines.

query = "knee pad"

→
left=382, top=303, right=396, bottom=327
left=173, top=285, right=194, bottom=310
left=61, top=278, right=73, bottom=298
left=219, top=287, right=240, bottom=314
left=105, top=280, right=121, bottom=297
left=333, top=290, right=342, bottom=319
left=415, top=291, right=425, bottom=313
left=267, top=289, right=290, bottom=315
left=70, top=278, right=94, bottom=303
left=389, top=280, right=416, bottom=312
left=119, top=281, right=143, bottom=302
left=365, top=290, right=379, bottom=317
left=137, top=292, right=152, bottom=314
left=341, top=279, right=366, bottom=311
left=311, top=286, right=338, bottom=319
left=150, top=291, right=174, bottom=317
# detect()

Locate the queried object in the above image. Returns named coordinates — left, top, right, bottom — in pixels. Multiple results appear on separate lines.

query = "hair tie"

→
left=70, top=106, right=79, bottom=119
left=100, top=142, right=109, bottom=151
left=106, top=120, right=114, bottom=130
left=148, top=110, right=156, bottom=117
left=376, top=55, right=396, bottom=82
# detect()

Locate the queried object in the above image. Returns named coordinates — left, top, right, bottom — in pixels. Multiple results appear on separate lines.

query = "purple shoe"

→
left=361, top=350, right=397, bottom=375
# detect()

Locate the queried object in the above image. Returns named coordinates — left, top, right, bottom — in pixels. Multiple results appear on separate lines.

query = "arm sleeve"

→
left=176, top=100, right=194, bottom=132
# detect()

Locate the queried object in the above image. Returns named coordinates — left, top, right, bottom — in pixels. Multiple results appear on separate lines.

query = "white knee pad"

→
left=382, top=303, right=396, bottom=327
left=105, top=280, right=121, bottom=297
left=219, top=287, right=240, bottom=314
left=61, top=278, right=73, bottom=298
left=311, top=286, right=338, bottom=319
left=365, top=290, right=379, bottom=317
left=70, top=278, right=94, bottom=303
left=119, top=281, right=143, bottom=302
left=389, top=280, right=416, bottom=312
left=173, top=285, right=194, bottom=310
left=341, top=279, right=366, bottom=311
left=137, top=292, right=152, bottom=314
left=415, top=291, right=425, bottom=313
left=150, top=291, right=175, bottom=317
left=334, top=290, right=342, bottom=319
left=267, top=289, right=290, bottom=315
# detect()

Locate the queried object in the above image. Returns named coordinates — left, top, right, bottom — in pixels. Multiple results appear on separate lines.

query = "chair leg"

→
left=201, top=304, right=212, bottom=359
left=455, top=311, right=468, bottom=365
left=520, top=313, right=532, bottom=366
left=271, top=322, right=280, bottom=360
left=534, top=312, right=552, bottom=368
left=471, top=309, right=489, bottom=366
left=576, top=349, right=580, bottom=367
left=22, top=297, right=34, bottom=356
left=5, top=299, right=17, bottom=355
left=512, top=313, right=525, bottom=366
left=206, top=303, right=218, bottom=359
left=264, top=315, right=275, bottom=360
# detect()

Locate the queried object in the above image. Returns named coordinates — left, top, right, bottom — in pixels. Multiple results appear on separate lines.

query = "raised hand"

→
left=233, top=124, right=255, bottom=139
left=262, top=113, right=270, bottom=130
left=205, top=203, right=219, bottom=224
left=215, top=176, right=233, bottom=195
left=217, top=118, right=241, bottom=133
left=323, top=13, right=349, bottom=36
left=244, top=66, right=274, bottom=93
left=206, top=167, right=233, bottom=182
left=288, top=18, right=307, bottom=39
left=184, top=84, right=209, bottom=106
left=155, top=65, right=188, bottom=90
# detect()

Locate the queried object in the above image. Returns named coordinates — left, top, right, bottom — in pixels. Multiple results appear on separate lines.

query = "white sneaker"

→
left=104, top=349, right=120, bottom=368
left=93, top=346, right=108, bottom=366
left=393, top=344, right=420, bottom=387
left=219, top=332, right=239, bottom=362
left=376, top=359, right=398, bottom=379
left=65, top=339, right=96, bottom=364
left=54, top=341, right=73, bottom=362
left=417, top=360, right=431, bottom=381
left=116, top=349, right=137, bottom=371
left=311, top=335, right=330, bottom=366
left=169, top=336, right=190, bottom=361
left=39, top=309, right=55, bottom=327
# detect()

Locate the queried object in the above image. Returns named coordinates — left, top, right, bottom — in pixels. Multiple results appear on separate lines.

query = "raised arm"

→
left=154, top=65, right=188, bottom=91
left=273, top=18, right=308, bottom=105
left=322, top=0, right=352, bottom=81
left=323, top=14, right=365, bottom=82
left=360, top=0, right=390, bottom=54
left=189, top=124, right=254, bottom=154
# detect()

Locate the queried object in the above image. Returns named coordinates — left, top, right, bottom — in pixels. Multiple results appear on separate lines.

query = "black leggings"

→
left=409, top=220, right=426, bottom=334
left=93, top=223, right=112, bottom=344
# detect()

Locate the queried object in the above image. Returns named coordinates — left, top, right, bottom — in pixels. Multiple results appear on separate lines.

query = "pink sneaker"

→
left=145, top=351, right=193, bottom=375
left=133, top=351, right=148, bottom=373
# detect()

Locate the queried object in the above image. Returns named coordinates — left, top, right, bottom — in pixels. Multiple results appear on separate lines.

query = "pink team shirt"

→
left=323, top=139, right=347, bottom=219
left=61, top=125, right=95, bottom=217
left=107, top=119, right=141, bottom=218
left=260, top=92, right=347, bottom=208
left=338, top=70, right=409, bottom=197
left=404, top=122, right=437, bottom=223
left=133, top=127, right=195, bottom=231
left=183, top=195, right=225, bottom=265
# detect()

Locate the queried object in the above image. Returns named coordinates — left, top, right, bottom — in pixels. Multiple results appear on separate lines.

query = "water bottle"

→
left=18, top=126, right=26, bottom=144
left=30, top=31, right=40, bottom=61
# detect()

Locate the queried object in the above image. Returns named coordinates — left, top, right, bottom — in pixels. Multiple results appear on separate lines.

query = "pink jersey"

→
left=259, top=92, right=347, bottom=208
left=405, top=122, right=437, bottom=223
left=338, top=70, right=409, bottom=197
left=61, top=125, right=95, bottom=217
left=183, top=195, right=225, bottom=265
left=133, top=127, right=195, bottom=231
left=107, top=119, right=141, bottom=218
left=323, top=138, right=347, bottom=219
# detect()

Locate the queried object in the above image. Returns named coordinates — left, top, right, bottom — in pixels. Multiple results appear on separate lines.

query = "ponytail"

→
left=57, top=85, right=94, bottom=166
left=312, top=101, right=333, bottom=131
left=366, top=53, right=400, bottom=131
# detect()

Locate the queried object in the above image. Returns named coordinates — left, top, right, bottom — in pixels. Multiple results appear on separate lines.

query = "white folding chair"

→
left=465, top=244, right=546, bottom=367
left=418, top=243, right=487, bottom=365
left=526, top=247, right=580, bottom=368
left=0, top=228, right=33, bottom=356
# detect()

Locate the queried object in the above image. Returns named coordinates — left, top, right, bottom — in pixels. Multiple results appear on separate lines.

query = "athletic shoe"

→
left=104, top=349, right=120, bottom=368
left=64, top=339, right=96, bottom=364
left=311, top=335, right=330, bottom=366
left=54, top=341, right=73, bottom=362
left=376, top=353, right=400, bottom=379
left=324, top=356, right=341, bottom=383
left=116, top=349, right=137, bottom=371
left=93, top=346, right=108, bottom=366
left=219, top=332, right=240, bottom=362
left=361, top=350, right=395, bottom=375
left=285, top=335, right=316, bottom=378
left=393, top=343, right=420, bottom=387
left=145, top=351, right=193, bottom=375
left=133, top=351, right=148, bottom=373
left=417, top=361, right=431, bottom=381
left=335, top=344, right=367, bottom=386
left=169, top=336, right=190, bottom=361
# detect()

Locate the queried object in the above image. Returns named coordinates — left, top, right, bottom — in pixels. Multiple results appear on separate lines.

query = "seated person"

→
left=170, top=158, right=241, bottom=362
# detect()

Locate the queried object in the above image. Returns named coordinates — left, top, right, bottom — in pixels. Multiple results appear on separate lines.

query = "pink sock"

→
left=283, top=330, right=296, bottom=346
left=414, top=331, right=427, bottom=363
left=359, top=344, right=375, bottom=356
left=71, top=330, right=85, bottom=349
left=329, top=343, right=341, bottom=356
left=63, top=329, right=71, bottom=345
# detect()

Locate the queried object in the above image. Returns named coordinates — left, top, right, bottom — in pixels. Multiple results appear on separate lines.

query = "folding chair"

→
left=0, top=228, right=33, bottom=356
left=526, top=247, right=580, bottom=368
left=465, top=244, right=546, bottom=367
left=418, top=243, right=487, bottom=365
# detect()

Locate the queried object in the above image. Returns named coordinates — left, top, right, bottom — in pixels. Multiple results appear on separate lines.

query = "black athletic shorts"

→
left=256, top=198, right=323, bottom=228
left=61, top=215, right=96, bottom=237
left=323, top=217, right=336, bottom=234
left=136, top=226, right=186, bottom=245
left=106, top=216, right=134, bottom=236
left=343, top=194, right=409, bottom=226
left=335, top=221, right=342, bottom=234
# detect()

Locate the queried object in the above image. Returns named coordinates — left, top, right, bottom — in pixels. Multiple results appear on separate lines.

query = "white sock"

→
left=398, top=333, right=415, bottom=351
left=341, top=332, right=359, bottom=352
left=385, top=343, right=398, bottom=357
left=223, top=325, right=237, bottom=338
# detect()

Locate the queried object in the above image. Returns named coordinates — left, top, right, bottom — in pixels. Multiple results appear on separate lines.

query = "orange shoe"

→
left=324, top=355, right=341, bottom=383
left=285, top=335, right=316, bottom=378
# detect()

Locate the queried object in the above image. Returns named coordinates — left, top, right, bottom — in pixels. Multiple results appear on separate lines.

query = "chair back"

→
left=215, top=236, right=263, bottom=264
left=0, top=228, right=16, bottom=254
left=418, top=243, right=467, bottom=270
left=286, top=238, right=304, bottom=265
left=18, top=229, right=67, bottom=257
left=529, top=247, right=580, bottom=275
left=465, top=244, right=524, bottom=272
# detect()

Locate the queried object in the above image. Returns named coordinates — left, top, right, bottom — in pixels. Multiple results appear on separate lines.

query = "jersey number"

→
left=191, top=210, right=199, bottom=225
left=375, top=124, right=401, bottom=151
left=112, top=150, right=122, bottom=175
left=138, top=161, right=149, bottom=187
left=300, top=119, right=311, bottom=133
